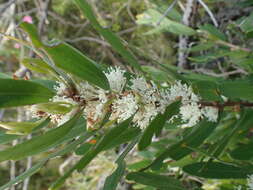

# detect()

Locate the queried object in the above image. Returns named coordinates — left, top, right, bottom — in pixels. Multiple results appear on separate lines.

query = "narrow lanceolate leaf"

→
left=0, top=132, right=19, bottom=145
left=76, top=117, right=133, bottom=170
left=0, top=79, right=55, bottom=108
left=0, top=119, right=46, bottom=135
left=0, top=114, right=80, bottom=162
left=138, top=101, right=180, bottom=151
left=20, top=22, right=43, bottom=48
left=126, top=172, right=185, bottom=190
left=50, top=118, right=133, bottom=190
left=230, top=142, right=253, bottom=160
left=219, top=80, right=253, bottom=101
left=21, top=58, right=56, bottom=75
left=103, top=136, right=140, bottom=190
left=103, top=161, right=126, bottom=190
left=74, top=0, right=142, bottom=72
left=20, top=22, right=110, bottom=90
left=183, top=162, right=253, bottom=179
left=210, top=109, right=249, bottom=158
left=44, top=43, right=110, bottom=90
left=0, top=133, right=92, bottom=190
left=147, top=120, right=218, bottom=169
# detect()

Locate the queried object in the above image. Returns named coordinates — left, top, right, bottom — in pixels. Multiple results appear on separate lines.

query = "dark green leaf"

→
left=103, top=126, right=141, bottom=150
left=75, top=143, right=92, bottom=155
left=183, top=162, right=253, bottom=179
left=50, top=118, right=133, bottom=190
left=0, top=114, right=80, bottom=162
left=126, top=172, right=185, bottom=190
left=211, top=109, right=249, bottom=158
left=103, top=136, right=140, bottom=190
left=0, top=133, right=92, bottom=190
left=44, top=43, right=110, bottom=90
left=103, top=161, right=126, bottom=190
left=138, top=101, right=181, bottom=151
left=0, top=132, right=19, bottom=145
left=192, top=81, right=221, bottom=101
left=21, top=23, right=109, bottom=90
left=219, top=80, right=253, bottom=101
left=148, top=120, right=218, bottom=170
left=20, top=22, right=43, bottom=48
left=230, top=142, right=253, bottom=160
left=76, top=118, right=133, bottom=171
left=0, top=79, right=55, bottom=108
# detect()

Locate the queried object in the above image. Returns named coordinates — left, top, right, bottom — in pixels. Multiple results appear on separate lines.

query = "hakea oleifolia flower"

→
left=30, top=66, right=219, bottom=129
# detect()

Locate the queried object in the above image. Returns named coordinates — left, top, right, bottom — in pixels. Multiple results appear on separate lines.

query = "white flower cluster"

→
left=30, top=67, right=218, bottom=129
left=168, top=81, right=218, bottom=127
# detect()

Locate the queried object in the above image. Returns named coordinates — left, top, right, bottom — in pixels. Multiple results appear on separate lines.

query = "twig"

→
left=178, top=0, right=195, bottom=69
left=0, top=0, right=17, bottom=17
left=200, top=101, right=253, bottom=109
left=156, top=0, right=179, bottom=25
left=195, top=68, right=248, bottom=77
left=197, top=0, right=218, bottom=27
left=37, top=0, right=51, bottom=36
left=22, top=136, right=32, bottom=190
left=216, top=40, right=251, bottom=53
left=10, top=140, right=18, bottom=190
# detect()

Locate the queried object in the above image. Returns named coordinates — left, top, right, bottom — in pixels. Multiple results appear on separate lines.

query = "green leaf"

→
left=103, top=126, right=141, bottom=150
left=0, top=119, right=46, bottom=135
left=189, top=42, right=215, bottom=52
left=21, top=58, right=56, bottom=75
left=192, top=81, right=221, bottom=101
left=219, top=80, right=253, bottom=101
left=0, top=133, right=92, bottom=190
left=142, top=66, right=169, bottom=82
left=199, top=24, right=227, bottom=41
left=103, top=136, right=140, bottom=190
left=74, top=0, right=142, bottom=72
left=210, top=109, right=250, bottom=158
left=0, top=114, right=80, bottom=162
left=49, top=118, right=133, bottom=190
left=147, top=120, right=218, bottom=170
left=230, top=142, right=253, bottom=160
left=0, top=79, right=55, bottom=108
left=136, top=9, right=196, bottom=36
left=20, top=22, right=43, bottom=48
left=0, top=132, right=19, bottom=144
left=76, top=118, right=133, bottom=170
left=103, top=161, right=126, bottom=190
left=239, top=13, right=253, bottom=33
left=126, top=172, right=185, bottom=190
left=183, top=162, right=253, bottom=179
left=20, top=23, right=110, bottom=90
left=138, top=101, right=181, bottom=151
left=33, top=102, right=72, bottom=115
left=75, top=143, right=93, bottom=155
left=44, top=43, right=110, bottom=90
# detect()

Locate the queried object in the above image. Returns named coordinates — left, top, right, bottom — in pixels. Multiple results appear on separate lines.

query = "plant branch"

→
left=197, top=0, right=218, bottom=27
left=156, top=0, right=179, bottom=25
left=200, top=101, right=253, bottom=109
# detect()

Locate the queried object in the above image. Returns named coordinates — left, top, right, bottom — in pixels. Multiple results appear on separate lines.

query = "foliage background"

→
left=0, top=0, right=253, bottom=189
